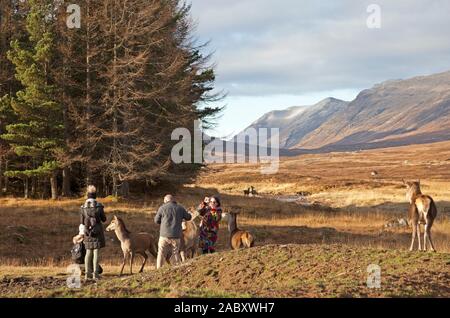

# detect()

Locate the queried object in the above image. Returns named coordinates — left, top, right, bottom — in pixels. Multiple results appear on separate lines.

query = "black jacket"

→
left=80, top=200, right=107, bottom=249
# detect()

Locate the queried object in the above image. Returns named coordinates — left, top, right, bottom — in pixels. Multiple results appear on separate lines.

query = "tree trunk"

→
left=121, top=181, right=129, bottom=198
left=85, top=172, right=92, bottom=189
left=112, top=175, right=118, bottom=197
left=0, top=157, right=3, bottom=195
left=31, top=177, right=36, bottom=198
left=4, top=160, right=8, bottom=193
left=50, top=171, right=58, bottom=200
left=102, top=173, right=108, bottom=197
left=24, top=177, right=29, bottom=199
left=62, top=166, right=71, bottom=197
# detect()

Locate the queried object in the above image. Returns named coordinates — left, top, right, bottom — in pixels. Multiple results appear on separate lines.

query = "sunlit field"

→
left=1, top=141, right=449, bottom=297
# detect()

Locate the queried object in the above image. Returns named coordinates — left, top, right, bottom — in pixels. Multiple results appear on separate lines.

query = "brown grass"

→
left=0, top=141, right=449, bottom=297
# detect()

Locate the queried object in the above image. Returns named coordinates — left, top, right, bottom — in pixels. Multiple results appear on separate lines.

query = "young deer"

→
left=180, top=210, right=200, bottom=261
left=403, top=180, right=438, bottom=252
left=106, top=216, right=158, bottom=276
left=222, top=211, right=255, bottom=250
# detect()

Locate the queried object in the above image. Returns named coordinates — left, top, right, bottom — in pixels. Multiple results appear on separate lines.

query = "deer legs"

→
left=410, top=223, right=422, bottom=251
left=119, top=251, right=150, bottom=276
left=424, top=223, right=436, bottom=252
left=409, top=223, right=416, bottom=251
left=129, top=252, right=134, bottom=274
left=138, top=252, right=148, bottom=273
left=119, top=251, right=127, bottom=276
left=417, top=224, right=422, bottom=251
left=410, top=223, right=436, bottom=252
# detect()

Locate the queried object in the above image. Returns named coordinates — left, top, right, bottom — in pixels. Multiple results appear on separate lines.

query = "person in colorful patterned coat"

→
left=197, top=196, right=222, bottom=254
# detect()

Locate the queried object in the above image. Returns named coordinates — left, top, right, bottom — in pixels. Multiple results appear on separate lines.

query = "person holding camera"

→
left=197, top=196, right=222, bottom=254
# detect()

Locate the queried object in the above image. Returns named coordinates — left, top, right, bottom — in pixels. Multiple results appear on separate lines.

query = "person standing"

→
left=154, top=194, right=192, bottom=269
left=80, top=185, right=106, bottom=281
left=198, top=196, right=222, bottom=254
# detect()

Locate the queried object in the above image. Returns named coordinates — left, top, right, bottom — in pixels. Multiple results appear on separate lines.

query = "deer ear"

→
left=402, top=178, right=406, bottom=185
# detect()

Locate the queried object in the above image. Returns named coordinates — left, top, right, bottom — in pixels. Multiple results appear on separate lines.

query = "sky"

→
left=189, top=0, right=450, bottom=138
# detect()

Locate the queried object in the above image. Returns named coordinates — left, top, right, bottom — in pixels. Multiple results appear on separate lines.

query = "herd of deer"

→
left=243, top=186, right=258, bottom=197
left=104, top=179, right=438, bottom=276
left=105, top=208, right=254, bottom=276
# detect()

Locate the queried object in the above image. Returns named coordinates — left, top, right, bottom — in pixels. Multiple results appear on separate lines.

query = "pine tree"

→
left=1, top=0, right=64, bottom=199
left=0, top=0, right=25, bottom=195
left=0, top=0, right=222, bottom=198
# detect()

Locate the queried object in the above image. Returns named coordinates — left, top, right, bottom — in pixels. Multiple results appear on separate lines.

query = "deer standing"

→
left=180, top=210, right=200, bottom=261
left=106, top=216, right=158, bottom=276
left=403, top=180, right=438, bottom=252
left=222, top=211, right=255, bottom=249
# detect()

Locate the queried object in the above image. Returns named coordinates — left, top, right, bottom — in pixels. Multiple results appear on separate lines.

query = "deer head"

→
left=403, top=179, right=422, bottom=204
left=106, top=215, right=119, bottom=232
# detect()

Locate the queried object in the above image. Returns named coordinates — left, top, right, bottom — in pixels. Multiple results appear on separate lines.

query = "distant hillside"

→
left=240, top=71, right=450, bottom=152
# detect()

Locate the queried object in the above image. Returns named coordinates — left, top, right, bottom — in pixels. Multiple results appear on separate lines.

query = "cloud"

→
left=190, top=0, right=450, bottom=97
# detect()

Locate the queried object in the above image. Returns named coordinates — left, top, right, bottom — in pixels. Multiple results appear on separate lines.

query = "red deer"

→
left=180, top=210, right=200, bottom=261
left=106, top=216, right=158, bottom=276
left=222, top=211, right=255, bottom=249
left=403, top=180, right=438, bottom=252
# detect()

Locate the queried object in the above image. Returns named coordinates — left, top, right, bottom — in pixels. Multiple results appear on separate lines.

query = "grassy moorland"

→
left=1, top=245, right=449, bottom=298
left=0, top=141, right=450, bottom=297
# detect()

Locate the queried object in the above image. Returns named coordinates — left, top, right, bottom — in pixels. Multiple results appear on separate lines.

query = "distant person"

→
left=154, top=194, right=192, bottom=269
left=79, top=185, right=106, bottom=281
left=197, top=196, right=222, bottom=254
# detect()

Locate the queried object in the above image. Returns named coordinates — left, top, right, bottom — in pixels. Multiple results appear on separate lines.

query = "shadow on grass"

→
left=0, top=186, right=448, bottom=266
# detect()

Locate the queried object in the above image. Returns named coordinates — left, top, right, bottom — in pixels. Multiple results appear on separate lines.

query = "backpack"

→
left=70, top=243, right=103, bottom=274
left=83, top=199, right=99, bottom=237
left=71, top=242, right=86, bottom=264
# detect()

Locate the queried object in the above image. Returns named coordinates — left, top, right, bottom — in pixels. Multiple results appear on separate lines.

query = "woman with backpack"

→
left=80, top=185, right=107, bottom=281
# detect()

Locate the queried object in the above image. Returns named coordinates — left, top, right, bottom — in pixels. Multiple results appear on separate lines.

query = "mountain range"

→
left=240, top=71, right=450, bottom=152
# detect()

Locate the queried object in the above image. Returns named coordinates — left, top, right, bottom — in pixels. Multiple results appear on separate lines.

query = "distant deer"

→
left=222, top=211, right=255, bottom=249
left=250, top=186, right=258, bottom=197
left=243, top=188, right=251, bottom=196
left=106, top=216, right=158, bottom=276
left=403, top=180, right=438, bottom=252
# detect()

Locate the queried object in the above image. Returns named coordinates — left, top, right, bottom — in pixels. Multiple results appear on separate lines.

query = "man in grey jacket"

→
left=154, top=194, right=192, bottom=269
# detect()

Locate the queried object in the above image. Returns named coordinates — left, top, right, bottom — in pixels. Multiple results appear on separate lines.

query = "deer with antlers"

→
left=222, top=209, right=255, bottom=249
left=403, top=180, right=438, bottom=252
